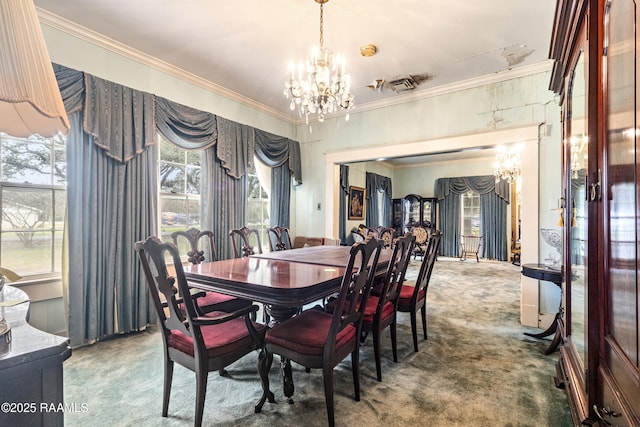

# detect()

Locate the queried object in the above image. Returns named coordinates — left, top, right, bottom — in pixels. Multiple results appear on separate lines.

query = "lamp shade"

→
left=0, top=0, right=69, bottom=137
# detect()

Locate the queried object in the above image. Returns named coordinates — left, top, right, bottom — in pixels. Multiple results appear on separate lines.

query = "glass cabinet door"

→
left=421, top=197, right=436, bottom=231
left=404, top=194, right=421, bottom=230
left=566, top=48, right=588, bottom=368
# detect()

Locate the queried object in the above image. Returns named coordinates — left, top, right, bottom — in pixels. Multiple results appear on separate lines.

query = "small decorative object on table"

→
left=540, top=228, right=562, bottom=267
left=0, top=268, right=22, bottom=356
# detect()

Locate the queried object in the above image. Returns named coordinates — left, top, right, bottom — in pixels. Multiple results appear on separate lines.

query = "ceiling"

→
left=34, top=0, right=557, bottom=165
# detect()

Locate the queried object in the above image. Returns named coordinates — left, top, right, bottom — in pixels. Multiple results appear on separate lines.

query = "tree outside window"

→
left=159, top=137, right=201, bottom=255
left=0, top=133, right=66, bottom=277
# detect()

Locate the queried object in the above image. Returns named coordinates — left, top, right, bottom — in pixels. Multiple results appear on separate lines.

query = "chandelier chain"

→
left=319, top=3, right=324, bottom=48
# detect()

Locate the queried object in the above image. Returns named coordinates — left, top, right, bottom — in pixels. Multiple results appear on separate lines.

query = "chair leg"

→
left=324, top=364, right=336, bottom=427
left=162, top=357, right=174, bottom=417
left=351, top=348, right=361, bottom=402
left=255, top=348, right=274, bottom=413
left=194, top=368, right=208, bottom=427
left=390, top=321, right=398, bottom=363
left=372, top=328, right=382, bottom=382
left=421, top=305, right=428, bottom=340
left=410, top=311, right=419, bottom=352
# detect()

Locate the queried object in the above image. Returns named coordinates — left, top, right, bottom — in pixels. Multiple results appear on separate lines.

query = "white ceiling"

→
left=34, top=0, right=557, bottom=165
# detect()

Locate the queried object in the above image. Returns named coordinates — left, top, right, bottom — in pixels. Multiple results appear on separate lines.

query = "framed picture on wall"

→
left=348, top=186, right=365, bottom=220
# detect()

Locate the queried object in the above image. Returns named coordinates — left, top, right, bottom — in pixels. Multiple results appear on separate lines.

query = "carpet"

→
left=63, top=257, right=573, bottom=426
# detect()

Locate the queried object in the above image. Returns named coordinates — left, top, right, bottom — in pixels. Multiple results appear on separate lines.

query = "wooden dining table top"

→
left=183, top=245, right=391, bottom=308
left=183, top=256, right=346, bottom=307
left=251, top=244, right=392, bottom=268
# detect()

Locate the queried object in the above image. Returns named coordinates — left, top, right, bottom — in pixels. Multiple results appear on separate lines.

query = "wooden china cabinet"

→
left=549, top=0, right=640, bottom=425
left=392, top=194, right=437, bottom=235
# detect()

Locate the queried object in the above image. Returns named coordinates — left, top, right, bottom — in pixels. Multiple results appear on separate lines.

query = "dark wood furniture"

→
left=398, top=231, right=441, bottom=352
left=359, top=233, right=414, bottom=381
left=135, top=236, right=268, bottom=427
left=0, top=286, right=71, bottom=427
left=255, top=239, right=383, bottom=427
left=172, top=228, right=253, bottom=314
left=183, top=255, right=349, bottom=323
left=267, top=226, right=292, bottom=251
left=521, top=264, right=563, bottom=355
left=183, top=245, right=391, bottom=405
left=549, top=1, right=640, bottom=424
left=392, top=194, right=437, bottom=236
left=411, top=225, right=429, bottom=260
left=365, top=226, right=395, bottom=248
left=171, top=227, right=217, bottom=265
left=229, top=226, right=262, bottom=258
left=250, top=244, right=392, bottom=270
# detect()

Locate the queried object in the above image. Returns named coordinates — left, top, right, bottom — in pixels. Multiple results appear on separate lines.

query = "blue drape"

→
left=339, top=164, right=349, bottom=243
left=254, top=129, right=302, bottom=228
left=436, top=176, right=510, bottom=260
left=55, top=63, right=302, bottom=346
left=57, top=65, right=157, bottom=346
left=365, top=172, right=392, bottom=228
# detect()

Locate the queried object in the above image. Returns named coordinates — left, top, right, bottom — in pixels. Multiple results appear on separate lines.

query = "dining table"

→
left=183, top=244, right=391, bottom=402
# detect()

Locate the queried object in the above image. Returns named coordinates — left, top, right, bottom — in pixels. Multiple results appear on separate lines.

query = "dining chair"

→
left=267, top=226, right=292, bottom=251
left=460, top=234, right=482, bottom=262
left=134, top=236, right=268, bottom=427
left=229, top=226, right=262, bottom=258
left=368, top=226, right=396, bottom=248
left=411, top=225, right=429, bottom=260
left=254, top=238, right=383, bottom=427
left=172, top=228, right=253, bottom=314
left=398, top=230, right=442, bottom=352
left=359, top=233, right=414, bottom=381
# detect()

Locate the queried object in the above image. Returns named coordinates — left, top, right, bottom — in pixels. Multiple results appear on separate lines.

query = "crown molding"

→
left=37, top=7, right=552, bottom=126
left=37, top=7, right=293, bottom=123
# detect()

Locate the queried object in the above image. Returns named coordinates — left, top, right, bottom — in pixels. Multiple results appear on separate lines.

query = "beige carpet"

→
left=63, top=257, right=572, bottom=426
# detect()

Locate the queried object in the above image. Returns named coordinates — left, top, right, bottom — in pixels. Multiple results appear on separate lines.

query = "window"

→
left=0, top=132, right=66, bottom=277
left=158, top=136, right=201, bottom=254
left=461, top=191, right=480, bottom=235
left=246, top=160, right=269, bottom=252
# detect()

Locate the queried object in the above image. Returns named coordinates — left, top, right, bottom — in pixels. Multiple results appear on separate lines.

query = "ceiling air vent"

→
left=388, top=76, right=417, bottom=93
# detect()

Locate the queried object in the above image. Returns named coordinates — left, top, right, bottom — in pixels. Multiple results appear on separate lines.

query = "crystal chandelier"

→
left=493, top=145, right=522, bottom=183
left=284, top=0, right=354, bottom=125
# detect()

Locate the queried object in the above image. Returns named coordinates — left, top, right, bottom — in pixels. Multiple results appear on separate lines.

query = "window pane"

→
left=461, top=192, right=480, bottom=236
left=186, top=166, right=200, bottom=194
left=186, top=150, right=200, bottom=167
left=159, top=138, right=183, bottom=163
left=0, top=133, right=65, bottom=278
left=186, top=198, right=200, bottom=227
left=54, top=189, right=66, bottom=226
left=160, top=163, right=185, bottom=193
left=2, top=138, right=51, bottom=184
left=54, top=144, right=66, bottom=185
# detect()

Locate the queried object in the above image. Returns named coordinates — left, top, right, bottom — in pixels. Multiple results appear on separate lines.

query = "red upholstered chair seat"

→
left=265, top=309, right=356, bottom=356
left=168, top=314, right=266, bottom=358
left=362, top=295, right=395, bottom=323
left=398, top=284, right=425, bottom=309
